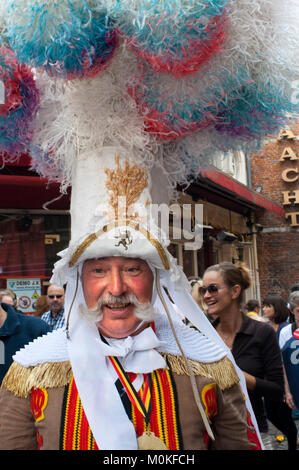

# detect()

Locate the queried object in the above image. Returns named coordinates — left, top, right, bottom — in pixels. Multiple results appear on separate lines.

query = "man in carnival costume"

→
left=0, top=0, right=298, bottom=451
left=0, top=148, right=262, bottom=450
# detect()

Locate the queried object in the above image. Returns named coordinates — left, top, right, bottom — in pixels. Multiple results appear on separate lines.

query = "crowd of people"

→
left=0, top=264, right=298, bottom=451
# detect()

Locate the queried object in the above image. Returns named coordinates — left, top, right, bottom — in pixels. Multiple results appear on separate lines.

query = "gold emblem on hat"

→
left=114, top=229, right=133, bottom=250
left=105, top=155, right=148, bottom=221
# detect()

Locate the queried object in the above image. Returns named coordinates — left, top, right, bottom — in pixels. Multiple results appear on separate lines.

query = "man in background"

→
left=0, top=295, right=50, bottom=384
left=280, top=291, right=299, bottom=424
left=41, top=284, right=65, bottom=330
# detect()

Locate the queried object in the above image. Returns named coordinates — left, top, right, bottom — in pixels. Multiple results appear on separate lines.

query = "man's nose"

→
left=108, top=269, right=127, bottom=296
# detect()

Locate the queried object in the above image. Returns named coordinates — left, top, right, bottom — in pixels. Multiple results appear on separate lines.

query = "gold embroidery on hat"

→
left=69, top=219, right=170, bottom=270
left=105, top=155, right=148, bottom=221
left=70, top=233, right=97, bottom=268
left=68, top=156, right=169, bottom=270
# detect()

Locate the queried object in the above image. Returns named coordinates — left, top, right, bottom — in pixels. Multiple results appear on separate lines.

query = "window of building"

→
left=0, top=212, right=70, bottom=314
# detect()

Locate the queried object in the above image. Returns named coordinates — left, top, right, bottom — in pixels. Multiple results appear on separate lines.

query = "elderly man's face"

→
left=82, top=256, right=154, bottom=338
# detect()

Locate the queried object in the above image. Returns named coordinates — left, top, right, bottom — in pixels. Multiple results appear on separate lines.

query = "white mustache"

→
left=98, top=293, right=139, bottom=308
left=79, top=294, right=157, bottom=323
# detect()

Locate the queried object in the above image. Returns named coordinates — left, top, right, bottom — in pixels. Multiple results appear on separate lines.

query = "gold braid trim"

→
left=2, top=361, right=72, bottom=398
left=2, top=355, right=239, bottom=398
left=162, top=354, right=240, bottom=391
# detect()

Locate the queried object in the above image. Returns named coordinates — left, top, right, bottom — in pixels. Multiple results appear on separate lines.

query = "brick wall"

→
left=251, top=122, right=299, bottom=301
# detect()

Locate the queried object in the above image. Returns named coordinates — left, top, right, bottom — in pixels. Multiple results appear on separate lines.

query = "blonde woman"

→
left=189, top=278, right=207, bottom=312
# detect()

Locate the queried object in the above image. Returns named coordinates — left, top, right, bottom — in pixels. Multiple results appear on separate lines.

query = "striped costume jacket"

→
left=0, top=353, right=261, bottom=450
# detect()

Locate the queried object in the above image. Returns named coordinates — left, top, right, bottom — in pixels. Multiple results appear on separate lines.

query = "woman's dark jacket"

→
left=213, top=314, right=284, bottom=432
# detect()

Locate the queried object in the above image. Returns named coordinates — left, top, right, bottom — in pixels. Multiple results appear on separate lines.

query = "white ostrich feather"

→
left=32, top=46, right=158, bottom=190
left=23, top=0, right=299, bottom=195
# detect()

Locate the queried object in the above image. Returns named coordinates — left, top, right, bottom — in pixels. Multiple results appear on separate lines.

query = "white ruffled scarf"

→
left=13, top=311, right=226, bottom=369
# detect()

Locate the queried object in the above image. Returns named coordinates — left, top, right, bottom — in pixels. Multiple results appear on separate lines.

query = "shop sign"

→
left=278, top=132, right=299, bottom=226
left=6, top=278, right=41, bottom=314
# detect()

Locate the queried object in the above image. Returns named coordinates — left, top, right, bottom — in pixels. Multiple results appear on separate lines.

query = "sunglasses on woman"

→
left=199, top=284, right=225, bottom=295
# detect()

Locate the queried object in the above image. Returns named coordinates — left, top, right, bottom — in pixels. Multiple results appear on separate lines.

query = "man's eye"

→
left=127, top=267, right=139, bottom=273
left=94, top=268, right=104, bottom=274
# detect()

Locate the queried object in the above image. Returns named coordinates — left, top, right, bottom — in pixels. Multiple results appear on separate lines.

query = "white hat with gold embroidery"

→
left=52, top=145, right=182, bottom=288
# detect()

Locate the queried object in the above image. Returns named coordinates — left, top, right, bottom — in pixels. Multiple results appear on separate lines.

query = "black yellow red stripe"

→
left=108, top=356, right=147, bottom=418
left=60, top=369, right=182, bottom=450
left=141, top=375, right=151, bottom=412
left=60, top=376, right=98, bottom=450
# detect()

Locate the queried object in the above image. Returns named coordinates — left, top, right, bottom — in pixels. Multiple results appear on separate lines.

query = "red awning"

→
left=0, top=164, right=284, bottom=217
left=198, top=168, right=285, bottom=217
left=0, top=174, right=70, bottom=210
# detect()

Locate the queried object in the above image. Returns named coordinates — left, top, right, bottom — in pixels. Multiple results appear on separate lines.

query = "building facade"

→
left=0, top=146, right=286, bottom=312
left=170, top=150, right=284, bottom=304
left=251, top=121, right=299, bottom=301
left=0, top=153, right=70, bottom=313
